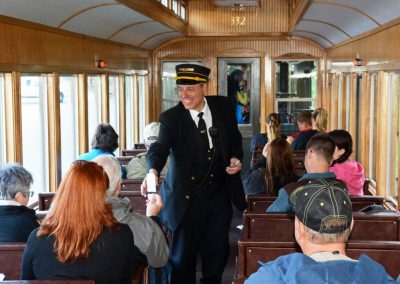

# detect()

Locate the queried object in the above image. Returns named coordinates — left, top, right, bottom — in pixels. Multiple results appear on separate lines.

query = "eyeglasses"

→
left=22, top=191, right=34, bottom=198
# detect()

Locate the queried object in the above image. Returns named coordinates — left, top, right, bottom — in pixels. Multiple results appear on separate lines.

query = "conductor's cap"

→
left=175, top=64, right=210, bottom=85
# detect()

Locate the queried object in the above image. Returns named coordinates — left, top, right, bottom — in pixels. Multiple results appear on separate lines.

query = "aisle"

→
left=195, top=207, right=243, bottom=283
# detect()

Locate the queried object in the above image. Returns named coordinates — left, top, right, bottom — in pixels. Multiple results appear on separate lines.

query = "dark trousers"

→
left=169, top=187, right=233, bottom=284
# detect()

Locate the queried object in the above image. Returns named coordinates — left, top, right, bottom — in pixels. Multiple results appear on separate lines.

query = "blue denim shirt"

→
left=266, top=172, right=336, bottom=212
left=245, top=253, right=398, bottom=284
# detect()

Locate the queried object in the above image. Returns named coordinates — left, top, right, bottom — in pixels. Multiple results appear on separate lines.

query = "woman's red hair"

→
left=37, top=161, right=119, bottom=263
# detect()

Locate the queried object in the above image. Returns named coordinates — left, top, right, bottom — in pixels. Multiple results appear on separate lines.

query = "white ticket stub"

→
left=146, top=172, right=157, bottom=193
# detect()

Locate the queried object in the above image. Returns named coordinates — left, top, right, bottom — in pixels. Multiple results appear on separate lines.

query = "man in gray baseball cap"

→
left=245, top=178, right=397, bottom=283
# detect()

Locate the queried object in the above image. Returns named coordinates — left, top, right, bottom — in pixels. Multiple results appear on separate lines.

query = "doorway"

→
left=218, top=58, right=260, bottom=171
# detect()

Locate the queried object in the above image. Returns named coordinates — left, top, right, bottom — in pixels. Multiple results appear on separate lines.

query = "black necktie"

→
left=198, top=112, right=209, bottom=148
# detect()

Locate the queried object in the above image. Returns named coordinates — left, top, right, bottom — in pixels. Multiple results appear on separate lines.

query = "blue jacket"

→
left=266, top=172, right=336, bottom=212
left=77, top=148, right=114, bottom=161
left=245, top=253, right=398, bottom=284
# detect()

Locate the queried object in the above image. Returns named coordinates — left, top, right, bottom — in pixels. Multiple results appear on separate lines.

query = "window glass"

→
left=109, top=76, right=119, bottom=131
left=180, top=5, right=186, bottom=20
left=109, top=76, right=120, bottom=154
left=88, top=75, right=101, bottom=146
left=172, top=0, right=178, bottom=13
left=275, top=60, right=317, bottom=136
left=162, top=61, right=201, bottom=111
left=161, top=0, right=168, bottom=7
left=60, top=75, right=78, bottom=177
left=125, top=76, right=135, bottom=148
left=388, top=73, right=400, bottom=202
left=138, top=75, right=146, bottom=143
left=21, top=75, right=49, bottom=202
left=0, top=74, right=5, bottom=166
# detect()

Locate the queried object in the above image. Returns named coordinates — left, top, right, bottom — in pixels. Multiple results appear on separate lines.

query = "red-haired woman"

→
left=21, top=161, right=136, bottom=283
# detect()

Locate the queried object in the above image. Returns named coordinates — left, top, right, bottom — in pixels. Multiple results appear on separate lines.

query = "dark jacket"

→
left=147, top=96, right=246, bottom=231
left=291, top=129, right=319, bottom=150
left=21, top=225, right=136, bottom=284
left=0, top=205, right=39, bottom=242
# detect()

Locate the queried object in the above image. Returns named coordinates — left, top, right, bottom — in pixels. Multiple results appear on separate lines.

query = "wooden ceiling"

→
left=0, top=0, right=399, bottom=50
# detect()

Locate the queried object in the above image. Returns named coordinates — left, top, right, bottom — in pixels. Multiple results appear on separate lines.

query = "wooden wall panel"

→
left=0, top=20, right=149, bottom=72
left=375, top=71, right=389, bottom=197
left=152, top=37, right=325, bottom=121
left=325, top=73, right=333, bottom=131
left=330, top=74, right=339, bottom=131
left=189, top=0, right=289, bottom=35
left=358, top=72, right=371, bottom=174
left=46, top=73, right=61, bottom=191
left=348, top=74, right=357, bottom=161
left=327, top=23, right=400, bottom=61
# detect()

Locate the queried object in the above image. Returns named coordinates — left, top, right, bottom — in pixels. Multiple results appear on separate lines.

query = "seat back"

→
left=38, top=192, right=56, bottom=211
left=0, top=242, right=26, bottom=280
left=246, top=195, right=385, bottom=213
left=242, top=212, right=400, bottom=242
left=121, top=179, right=144, bottom=191
left=117, top=156, right=135, bottom=166
left=122, top=149, right=147, bottom=157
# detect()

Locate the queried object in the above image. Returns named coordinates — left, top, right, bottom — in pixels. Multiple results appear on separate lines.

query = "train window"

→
left=138, top=75, right=146, bottom=143
left=0, top=74, right=5, bottom=166
left=109, top=76, right=120, bottom=154
left=275, top=60, right=317, bottom=136
left=21, top=75, right=49, bottom=201
left=60, top=75, right=78, bottom=178
left=162, top=61, right=202, bottom=111
left=125, top=76, right=135, bottom=148
left=161, top=0, right=168, bottom=7
left=88, top=75, right=102, bottom=146
left=180, top=4, right=186, bottom=20
left=387, top=73, right=400, bottom=203
left=172, top=0, right=178, bottom=14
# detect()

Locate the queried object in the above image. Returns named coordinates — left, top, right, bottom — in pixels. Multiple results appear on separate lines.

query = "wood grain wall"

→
left=0, top=18, right=149, bottom=72
left=327, top=22, right=400, bottom=61
left=189, top=0, right=289, bottom=36
left=152, top=37, right=325, bottom=126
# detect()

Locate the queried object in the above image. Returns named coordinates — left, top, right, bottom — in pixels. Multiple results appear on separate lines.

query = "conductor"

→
left=141, top=64, right=246, bottom=283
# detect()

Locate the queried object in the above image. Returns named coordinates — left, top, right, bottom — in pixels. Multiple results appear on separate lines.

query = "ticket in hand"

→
left=146, top=172, right=157, bottom=193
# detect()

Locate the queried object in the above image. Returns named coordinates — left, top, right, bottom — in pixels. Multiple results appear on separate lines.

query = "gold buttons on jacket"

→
left=191, top=176, right=196, bottom=181
left=185, top=195, right=190, bottom=200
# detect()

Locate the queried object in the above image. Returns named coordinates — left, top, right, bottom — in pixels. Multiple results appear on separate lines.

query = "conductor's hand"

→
left=226, top=157, right=242, bottom=175
left=146, top=194, right=163, bottom=217
left=140, top=169, right=159, bottom=197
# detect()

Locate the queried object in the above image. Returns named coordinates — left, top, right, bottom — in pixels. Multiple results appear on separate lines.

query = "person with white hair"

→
left=0, top=163, right=39, bottom=242
left=125, top=122, right=170, bottom=179
left=93, top=155, right=169, bottom=268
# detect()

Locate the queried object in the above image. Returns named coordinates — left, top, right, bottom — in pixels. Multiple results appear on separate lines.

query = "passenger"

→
left=125, top=122, right=170, bottom=179
left=246, top=179, right=397, bottom=284
left=77, top=123, right=118, bottom=161
left=21, top=161, right=136, bottom=283
left=329, top=130, right=365, bottom=196
left=243, top=138, right=298, bottom=196
left=141, top=63, right=245, bottom=283
left=312, top=107, right=328, bottom=132
left=0, top=164, right=39, bottom=242
left=287, top=111, right=318, bottom=150
left=249, top=113, right=286, bottom=159
left=93, top=154, right=169, bottom=268
left=267, top=133, right=344, bottom=212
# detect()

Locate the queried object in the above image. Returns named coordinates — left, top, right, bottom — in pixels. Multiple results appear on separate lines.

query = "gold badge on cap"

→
left=179, top=68, right=194, bottom=72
